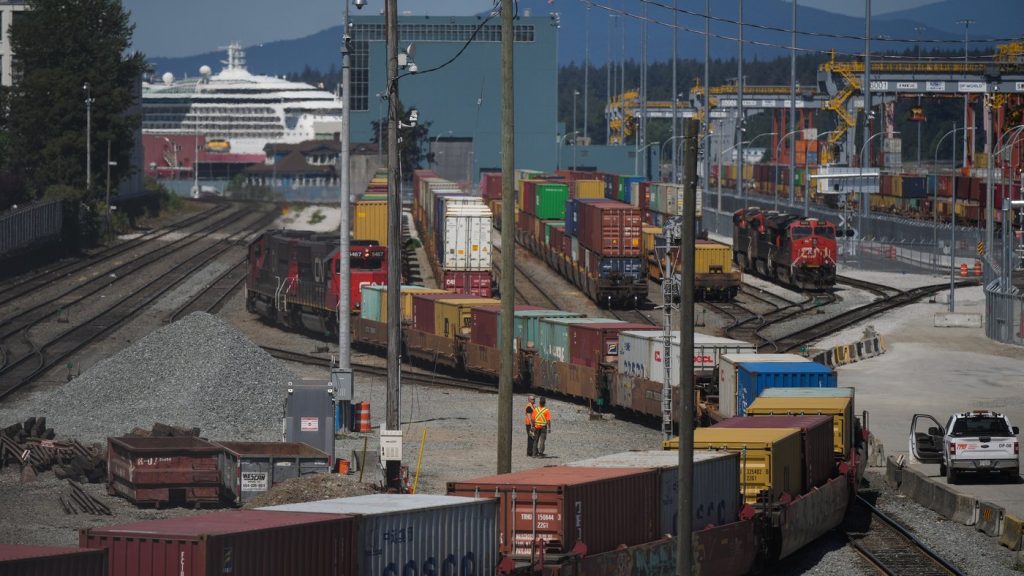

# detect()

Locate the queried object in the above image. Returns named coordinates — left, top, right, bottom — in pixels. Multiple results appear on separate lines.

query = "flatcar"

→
left=733, top=207, right=837, bottom=290
left=246, top=229, right=386, bottom=336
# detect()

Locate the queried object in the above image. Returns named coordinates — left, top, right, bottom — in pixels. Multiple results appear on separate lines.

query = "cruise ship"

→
left=143, top=43, right=343, bottom=155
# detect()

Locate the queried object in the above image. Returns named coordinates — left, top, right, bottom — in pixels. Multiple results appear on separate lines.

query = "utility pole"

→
left=498, top=0, right=515, bottom=475
left=863, top=0, right=872, bottom=218
left=788, top=0, right=797, bottom=208
left=677, top=117, right=699, bottom=576
left=671, top=0, right=678, bottom=183
left=335, top=0, right=354, bottom=432
left=737, top=0, right=745, bottom=207
left=384, top=0, right=402, bottom=491
left=584, top=2, right=590, bottom=145
left=704, top=0, right=710, bottom=213
left=105, top=140, right=112, bottom=231
left=84, top=83, right=93, bottom=194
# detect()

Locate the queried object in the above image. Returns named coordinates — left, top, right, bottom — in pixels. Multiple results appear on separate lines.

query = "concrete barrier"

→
left=977, top=501, right=1005, bottom=537
left=999, top=514, right=1024, bottom=550
left=928, top=484, right=977, bottom=526
left=885, top=456, right=902, bottom=488
left=934, top=312, right=983, bottom=328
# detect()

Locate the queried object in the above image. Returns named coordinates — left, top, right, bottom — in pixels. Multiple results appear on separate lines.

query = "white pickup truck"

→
left=910, top=411, right=1020, bottom=484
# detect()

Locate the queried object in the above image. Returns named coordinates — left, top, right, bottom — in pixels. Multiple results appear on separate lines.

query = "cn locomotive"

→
left=246, top=229, right=387, bottom=336
left=732, top=208, right=837, bottom=290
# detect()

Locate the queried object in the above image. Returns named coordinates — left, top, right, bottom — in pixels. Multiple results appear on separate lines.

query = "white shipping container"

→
left=618, top=330, right=755, bottom=385
left=443, top=206, right=492, bottom=270
left=261, top=494, right=498, bottom=575
left=570, top=236, right=579, bottom=263
left=718, top=354, right=813, bottom=418
left=567, top=450, right=740, bottom=536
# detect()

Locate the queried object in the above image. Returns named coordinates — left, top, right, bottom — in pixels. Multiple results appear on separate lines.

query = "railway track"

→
left=704, top=289, right=838, bottom=350
left=847, top=495, right=964, bottom=575
left=0, top=209, right=277, bottom=399
left=491, top=244, right=561, bottom=310
left=261, top=345, right=498, bottom=394
left=608, top=307, right=659, bottom=326
left=0, top=203, right=227, bottom=311
left=836, top=275, right=902, bottom=298
left=166, top=259, right=248, bottom=323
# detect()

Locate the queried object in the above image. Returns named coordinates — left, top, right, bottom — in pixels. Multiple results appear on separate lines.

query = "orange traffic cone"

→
left=974, top=261, right=983, bottom=277
left=960, top=263, right=968, bottom=277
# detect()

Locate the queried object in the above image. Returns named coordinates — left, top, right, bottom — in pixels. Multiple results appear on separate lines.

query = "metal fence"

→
left=0, top=199, right=63, bottom=256
left=986, top=287, right=1024, bottom=345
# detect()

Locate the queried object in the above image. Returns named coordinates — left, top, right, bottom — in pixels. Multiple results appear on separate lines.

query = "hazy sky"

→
left=124, top=0, right=940, bottom=58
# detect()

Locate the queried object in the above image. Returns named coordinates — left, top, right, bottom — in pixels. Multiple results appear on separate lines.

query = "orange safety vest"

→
left=524, top=402, right=535, bottom=426
left=533, top=406, right=550, bottom=428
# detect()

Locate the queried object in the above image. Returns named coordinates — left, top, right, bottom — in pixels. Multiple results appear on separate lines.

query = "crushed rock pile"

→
left=243, top=473, right=378, bottom=509
left=0, top=313, right=297, bottom=443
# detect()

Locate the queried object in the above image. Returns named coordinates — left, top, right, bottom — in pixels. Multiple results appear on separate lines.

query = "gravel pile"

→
left=243, top=473, right=378, bottom=509
left=0, top=312, right=296, bottom=443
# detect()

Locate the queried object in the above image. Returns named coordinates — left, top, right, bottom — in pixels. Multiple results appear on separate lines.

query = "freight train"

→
left=732, top=207, right=838, bottom=290
left=23, top=389, right=863, bottom=576
left=245, top=229, right=387, bottom=336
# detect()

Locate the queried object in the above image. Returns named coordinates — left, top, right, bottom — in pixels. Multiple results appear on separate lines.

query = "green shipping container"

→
left=513, top=310, right=585, bottom=351
left=535, top=183, right=570, bottom=220
left=360, top=285, right=383, bottom=321
left=538, top=317, right=625, bottom=363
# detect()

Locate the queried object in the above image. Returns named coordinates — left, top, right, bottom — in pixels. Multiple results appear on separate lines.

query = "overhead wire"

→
left=580, top=0, right=1013, bottom=61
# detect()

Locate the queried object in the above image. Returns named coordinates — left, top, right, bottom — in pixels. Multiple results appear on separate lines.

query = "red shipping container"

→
left=107, top=437, right=222, bottom=506
left=448, top=467, right=659, bottom=558
left=443, top=270, right=492, bottom=298
left=550, top=225, right=565, bottom=253
left=713, top=414, right=835, bottom=490
left=937, top=175, right=953, bottom=198
left=637, top=181, right=651, bottom=211
left=480, top=171, right=503, bottom=201
left=520, top=180, right=538, bottom=216
left=569, top=322, right=654, bottom=368
left=575, top=199, right=642, bottom=257
left=411, top=292, right=465, bottom=334
left=0, top=544, right=107, bottom=576
left=470, top=304, right=542, bottom=347
left=80, top=510, right=356, bottom=576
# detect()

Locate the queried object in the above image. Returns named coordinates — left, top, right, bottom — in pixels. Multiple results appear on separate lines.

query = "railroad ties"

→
left=847, top=495, right=964, bottom=576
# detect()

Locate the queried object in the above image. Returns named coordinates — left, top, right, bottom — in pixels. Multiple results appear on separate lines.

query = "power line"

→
left=581, top=0, right=1013, bottom=60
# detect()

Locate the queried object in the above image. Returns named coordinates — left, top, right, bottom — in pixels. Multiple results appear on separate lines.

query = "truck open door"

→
left=909, top=414, right=945, bottom=464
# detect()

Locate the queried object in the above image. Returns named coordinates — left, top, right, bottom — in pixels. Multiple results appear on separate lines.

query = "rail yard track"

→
left=166, top=259, right=248, bottom=323
left=0, top=208, right=278, bottom=399
left=847, top=495, right=964, bottom=576
left=491, top=244, right=561, bottom=310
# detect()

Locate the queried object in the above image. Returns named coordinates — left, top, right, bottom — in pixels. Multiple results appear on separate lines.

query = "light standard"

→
left=635, top=141, right=660, bottom=179
left=193, top=79, right=203, bottom=197
left=83, top=82, right=94, bottom=193
left=932, top=125, right=975, bottom=268
left=737, top=131, right=775, bottom=207
left=956, top=19, right=975, bottom=169
left=375, top=92, right=384, bottom=163
left=430, top=130, right=453, bottom=171
left=774, top=128, right=804, bottom=210
left=804, top=129, right=838, bottom=217
left=914, top=26, right=926, bottom=166
left=661, top=136, right=685, bottom=182
left=853, top=130, right=892, bottom=255
left=572, top=89, right=580, bottom=169
left=556, top=132, right=575, bottom=172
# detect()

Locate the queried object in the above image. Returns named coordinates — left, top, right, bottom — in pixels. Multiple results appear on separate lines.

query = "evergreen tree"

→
left=5, top=0, right=147, bottom=199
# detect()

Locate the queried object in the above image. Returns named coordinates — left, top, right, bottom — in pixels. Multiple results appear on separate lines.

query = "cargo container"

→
left=584, top=251, right=643, bottom=280
left=566, top=450, right=740, bottom=535
left=671, top=427, right=803, bottom=504
left=217, top=442, right=331, bottom=505
left=574, top=179, right=605, bottom=199
left=260, top=495, right=498, bottom=575
left=618, top=330, right=756, bottom=384
left=575, top=199, right=642, bottom=257
left=352, top=200, right=388, bottom=246
left=718, top=354, right=813, bottom=418
left=713, top=415, right=835, bottom=490
left=0, top=544, right=107, bottom=576
left=537, top=317, right=623, bottom=363
left=360, top=285, right=447, bottom=323
left=447, top=467, right=660, bottom=557
left=107, top=437, right=222, bottom=506
left=439, top=204, right=491, bottom=271
left=521, top=181, right=569, bottom=219
left=441, top=270, right=492, bottom=297
left=734, top=362, right=837, bottom=416
left=480, top=171, right=502, bottom=200
left=411, top=292, right=468, bottom=335
left=433, top=297, right=499, bottom=339
left=748, top=390, right=856, bottom=457
left=469, top=304, right=543, bottom=348
left=512, top=309, right=585, bottom=351
left=569, top=322, right=653, bottom=368
left=81, top=510, right=356, bottom=576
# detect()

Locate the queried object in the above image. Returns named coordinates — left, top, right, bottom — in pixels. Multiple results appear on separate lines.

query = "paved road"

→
left=828, top=280, right=1024, bottom=517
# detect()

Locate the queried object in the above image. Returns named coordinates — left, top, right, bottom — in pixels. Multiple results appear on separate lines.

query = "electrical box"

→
left=380, top=428, right=402, bottom=463
left=284, top=379, right=336, bottom=464
left=330, top=367, right=353, bottom=402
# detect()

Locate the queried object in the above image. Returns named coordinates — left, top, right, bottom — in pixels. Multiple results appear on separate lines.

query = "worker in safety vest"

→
left=524, top=395, right=536, bottom=457
left=533, top=397, right=551, bottom=457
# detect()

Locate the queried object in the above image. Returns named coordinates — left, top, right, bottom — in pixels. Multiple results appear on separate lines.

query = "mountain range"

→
left=147, top=0, right=1021, bottom=78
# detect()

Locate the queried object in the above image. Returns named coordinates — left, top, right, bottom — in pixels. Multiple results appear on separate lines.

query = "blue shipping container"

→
left=565, top=200, right=578, bottom=237
left=595, top=257, right=643, bottom=280
left=736, top=362, right=837, bottom=416
left=902, top=176, right=927, bottom=199
left=621, top=176, right=645, bottom=204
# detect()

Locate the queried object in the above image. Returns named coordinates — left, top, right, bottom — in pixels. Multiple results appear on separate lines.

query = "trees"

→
left=4, top=0, right=147, bottom=200
left=370, top=100, right=431, bottom=181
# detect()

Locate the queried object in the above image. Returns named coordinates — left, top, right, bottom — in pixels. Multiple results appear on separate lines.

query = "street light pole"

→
left=915, top=26, right=926, bottom=166
left=805, top=129, right=837, bottom=217
left=956, top=19, right=975, bottom=169
left=84, top=83, right=94, bottom=193
left=335, top=0, right=355, bottom=430
left=635, top=141, right=661, bottom=179
left=572, top=89, right=580, bottom=169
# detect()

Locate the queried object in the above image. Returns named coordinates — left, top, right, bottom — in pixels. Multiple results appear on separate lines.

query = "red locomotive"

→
left=732, top=208, right=837, bottom=290
left=246, top=230, right=387, bottom=336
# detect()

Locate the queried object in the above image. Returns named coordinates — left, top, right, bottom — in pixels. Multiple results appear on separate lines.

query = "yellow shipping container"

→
left=353, top=200, right=388, bottom=246
left=434, top=298, right=500, bottom=339
left=666, top=427, right=803, bottom=504
left=643, top=227, right=663, bottom=280
left=695, top=240, right=733, bottom=275
left=747, top=396, right=854, bottom=457
left=391, top=287, right=448, bottom=323
left=574, top=180, right=605, bottom=199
